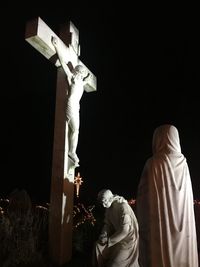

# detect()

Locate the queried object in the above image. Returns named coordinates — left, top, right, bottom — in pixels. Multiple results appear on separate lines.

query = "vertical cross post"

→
left=25, top=17, right=96, bottom=265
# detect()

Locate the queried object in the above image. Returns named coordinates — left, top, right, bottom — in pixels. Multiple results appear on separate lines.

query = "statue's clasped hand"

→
left=98, top=234, right=108, bottom=246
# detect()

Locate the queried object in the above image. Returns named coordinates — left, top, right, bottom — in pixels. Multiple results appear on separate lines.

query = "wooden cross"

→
left=25, top=17, right=96, bottom=265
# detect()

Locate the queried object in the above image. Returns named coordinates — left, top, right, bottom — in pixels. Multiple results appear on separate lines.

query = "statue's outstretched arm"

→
left=52, top=36, right=72, bottom=83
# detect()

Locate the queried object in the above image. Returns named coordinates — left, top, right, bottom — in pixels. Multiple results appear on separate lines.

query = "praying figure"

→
left=136, top=124, right=199, bottom=267
left=93, top=189, right=140, bottom=267
left=52, top=36, right=90, bottom=167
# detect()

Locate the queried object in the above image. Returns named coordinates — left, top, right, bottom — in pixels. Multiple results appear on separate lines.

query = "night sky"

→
left=1, top=4, right=199, bottom=204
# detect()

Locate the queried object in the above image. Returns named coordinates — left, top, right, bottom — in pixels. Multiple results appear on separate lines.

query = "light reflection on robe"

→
left=137, top=124, right=199, bottom=267
left=94, top=194, right=140, bottom=267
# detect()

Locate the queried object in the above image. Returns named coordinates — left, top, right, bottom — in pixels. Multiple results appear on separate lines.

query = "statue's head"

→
left=74, top=65, right=86, bottom=75
left=97, top=189, right=114, bottom=208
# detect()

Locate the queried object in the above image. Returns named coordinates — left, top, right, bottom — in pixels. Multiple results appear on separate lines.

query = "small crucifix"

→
left=74, top=172, right=83, bottom=198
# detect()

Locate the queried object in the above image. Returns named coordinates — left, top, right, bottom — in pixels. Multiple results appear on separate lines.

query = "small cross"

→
left=74, top=172, right=83, bottom=197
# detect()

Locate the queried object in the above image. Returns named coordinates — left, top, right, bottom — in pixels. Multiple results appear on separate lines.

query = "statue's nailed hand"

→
left=83, top=72, right=91, bottom=81
left=51, top=36, right=58, bottom=47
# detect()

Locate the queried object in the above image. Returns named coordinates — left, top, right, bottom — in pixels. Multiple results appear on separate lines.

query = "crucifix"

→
left=25, top=17, right=97, bottom=265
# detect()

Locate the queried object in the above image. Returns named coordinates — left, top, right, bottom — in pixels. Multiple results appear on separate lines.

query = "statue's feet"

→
left=68, top=152, right=79, bottom=167
left=74, top=162, right=80, bottom=168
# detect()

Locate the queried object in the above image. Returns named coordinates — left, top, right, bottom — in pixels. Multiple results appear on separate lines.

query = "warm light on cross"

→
left=74, top=172, right=83, bottom=197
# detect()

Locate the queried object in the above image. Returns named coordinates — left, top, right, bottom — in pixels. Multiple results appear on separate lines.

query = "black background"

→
left=1, top=3, right=199, bottom=204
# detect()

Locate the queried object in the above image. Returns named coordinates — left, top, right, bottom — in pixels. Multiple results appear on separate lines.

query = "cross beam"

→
left=25, top=17, right=97, bottom=92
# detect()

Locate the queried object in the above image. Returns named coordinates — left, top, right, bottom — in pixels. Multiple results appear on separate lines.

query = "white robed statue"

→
left=137, top=124, right=199, bottom=267
left=93, top=189, right=140, bottom=267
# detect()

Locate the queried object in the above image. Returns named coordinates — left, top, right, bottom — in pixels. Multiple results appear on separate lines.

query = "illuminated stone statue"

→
left=52, top=37, right=90, bottom=167
left=136, top=124, right=199, bottom=267
left=93, top=189, right=140, bottom=267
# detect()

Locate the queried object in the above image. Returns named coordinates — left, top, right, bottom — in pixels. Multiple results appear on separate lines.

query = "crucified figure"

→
left=52, top=36, right=90, bottom=167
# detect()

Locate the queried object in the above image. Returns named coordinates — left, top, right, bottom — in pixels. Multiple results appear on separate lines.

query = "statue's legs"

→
left=67, top=115, right=80, bottom=165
